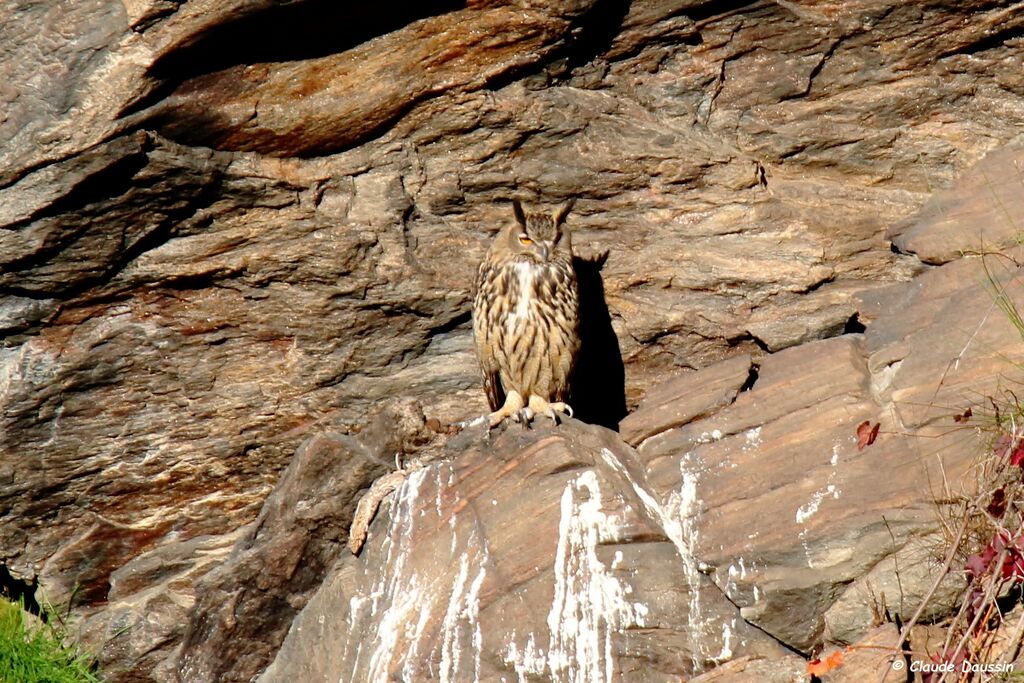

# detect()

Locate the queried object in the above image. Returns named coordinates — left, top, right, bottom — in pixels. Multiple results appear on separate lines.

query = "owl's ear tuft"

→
left=512, top=200, right=526, bottom=227
left=553, top=198, right=576, bottom=226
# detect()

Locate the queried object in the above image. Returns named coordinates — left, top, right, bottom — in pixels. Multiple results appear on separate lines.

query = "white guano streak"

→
left=349, top=464, right=487, bottom=683
left=545, top=470, right=647, bottom=683
left=439, top=549, right=486, bottom=683
left=597, top=447, right=719, bottom=668
left=795, top=444, right=844, bottom=568
left=358, top=471, right=430, bottom=683
left=347, top=467, right=428, bottom=682
left=504, top=632, right=546, bottom=683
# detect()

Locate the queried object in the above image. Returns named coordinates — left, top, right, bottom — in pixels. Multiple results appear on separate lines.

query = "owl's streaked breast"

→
left=488, top=257, right=578, bottom=344
left=509, top=262, right=536, bottom=329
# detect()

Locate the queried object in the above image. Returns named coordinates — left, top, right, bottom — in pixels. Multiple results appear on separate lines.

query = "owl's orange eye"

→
left=518, top=235, right=533, bottom=245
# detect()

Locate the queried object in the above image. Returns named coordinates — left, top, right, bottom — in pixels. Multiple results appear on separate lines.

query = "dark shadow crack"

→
left=571, top=251, right=628, bottom=431
left=0, top=136, right=231, bottom=303
left=936, top=17, right=1024, bottom=60
left=844, top=312, right=866, bottom=335
left=123, top=0, right=468, bottom=119
left=739, top=362, right=761, bottom=392
left=0, top=564, right=42, bottom=620
left=801, top=36, right=844, bottom=100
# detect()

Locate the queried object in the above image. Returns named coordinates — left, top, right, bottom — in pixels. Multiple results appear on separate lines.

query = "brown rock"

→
left=863, top=256, right=1024, bottom=432
left=890, top=136, right=1024, bottom=265
left=80, top=530, right=247, bottom=683
left=636, top=257, right=1024, bottom=655
left=817, top=625, right=901, bottom=683
left=258, top=419, right=790, bottom=682
left=169, top=400, right=433, bottom=683
left=687, top=654, right=808, bottom=683
left=149, top=2, right=601, bottom=157
left=824, top=533, right=963, bottom=646
left=619, top=353, right=753, bottom=447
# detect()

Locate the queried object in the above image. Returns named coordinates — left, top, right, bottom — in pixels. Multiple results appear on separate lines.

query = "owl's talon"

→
left=526, top=396, right=573, bottom=424
left=483, top=390, right=526, bottom=429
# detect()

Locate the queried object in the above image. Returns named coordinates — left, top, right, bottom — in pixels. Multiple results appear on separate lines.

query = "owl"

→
left=472, top=199, right=580, bottom=427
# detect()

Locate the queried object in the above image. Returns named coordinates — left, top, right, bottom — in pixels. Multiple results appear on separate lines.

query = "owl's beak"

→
left=538, top=243, right=550, bottom=262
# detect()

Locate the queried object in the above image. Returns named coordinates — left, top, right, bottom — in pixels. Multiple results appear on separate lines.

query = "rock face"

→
left=2, top=0, right=1024, bottom=681
left=260, top=420, right=791, bottom=682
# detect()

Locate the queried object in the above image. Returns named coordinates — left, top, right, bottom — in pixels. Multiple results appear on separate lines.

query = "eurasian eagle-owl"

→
left=472, top=199, right=580, bottom=426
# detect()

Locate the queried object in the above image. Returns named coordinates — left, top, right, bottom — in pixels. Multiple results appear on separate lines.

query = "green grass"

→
left=0, top=598, right=101, bottom=683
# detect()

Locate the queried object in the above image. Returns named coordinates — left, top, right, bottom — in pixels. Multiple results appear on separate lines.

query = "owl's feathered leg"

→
left=487, top=389, right=526, bottom=428
left=525, top=394, right=574, bottom=424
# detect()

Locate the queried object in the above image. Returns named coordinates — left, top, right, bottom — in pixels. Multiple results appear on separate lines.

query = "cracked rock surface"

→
left=2, top=0, right=1024, bottom=680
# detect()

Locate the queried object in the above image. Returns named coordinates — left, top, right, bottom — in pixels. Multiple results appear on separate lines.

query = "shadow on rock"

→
left=572, top=252, right=627, bottom=431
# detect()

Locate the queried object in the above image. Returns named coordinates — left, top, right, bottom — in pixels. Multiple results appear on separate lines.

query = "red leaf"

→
left=967, top=542, right=999, bottom=581
left=953, top=407, right=973, bottom=423
left=856, top=421, right=880, bottom=450
left=966, top=553, right=988, bottom=578
left=807, top=649, right=844, bottom=676
left=999, top=534, right=1024, bottom=580
left=988, top=487, right=1007, bottom=518
left=1010, top=440, right=1024, bottom=468
left=1005, top=550, right=1024, bottom=581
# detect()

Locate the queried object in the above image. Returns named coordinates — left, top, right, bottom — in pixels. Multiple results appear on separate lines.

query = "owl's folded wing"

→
left=476, top=328, right=505, bottom=412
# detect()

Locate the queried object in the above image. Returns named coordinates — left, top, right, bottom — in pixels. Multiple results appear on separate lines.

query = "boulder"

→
left=258, top=419, right=791, bottom=682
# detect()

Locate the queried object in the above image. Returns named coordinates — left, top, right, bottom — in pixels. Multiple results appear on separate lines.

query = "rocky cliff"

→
left=2, top=1, right=1024, bottom=681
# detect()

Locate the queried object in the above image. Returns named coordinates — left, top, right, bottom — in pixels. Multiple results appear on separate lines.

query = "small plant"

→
left=0, top=597, right=102, bottom=683
left=921, top=417, right=1024, bottom=682
left=916, top=251, right=1024, bottom=682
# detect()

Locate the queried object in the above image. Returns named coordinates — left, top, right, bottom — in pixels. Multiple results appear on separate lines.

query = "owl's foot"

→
left=486, top=390, right=526, bottom=428
left=526, top=395, right=574, bottom=425
left=459, top=392, right=571, bottom=431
